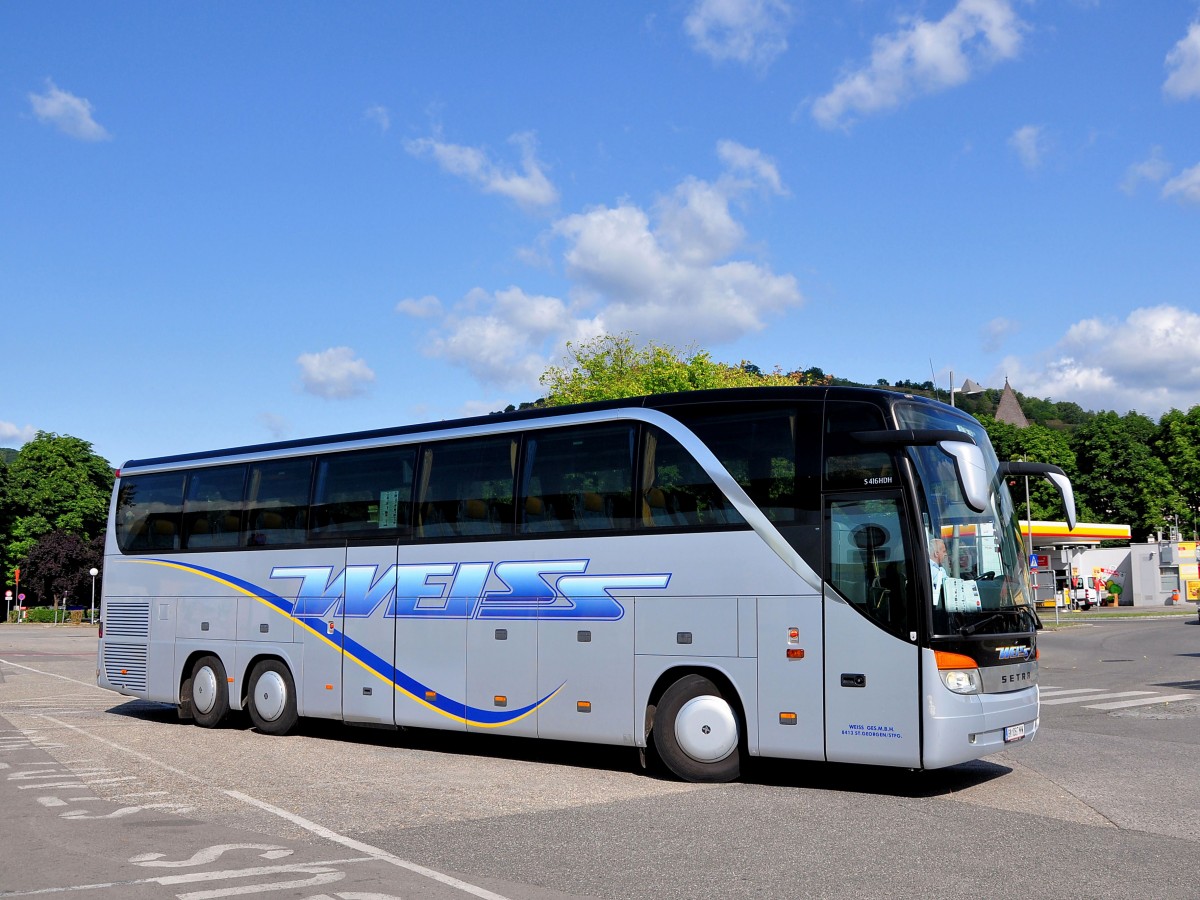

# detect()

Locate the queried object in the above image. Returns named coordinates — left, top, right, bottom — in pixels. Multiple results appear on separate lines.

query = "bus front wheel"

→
left=652, top=674, right=741, bottom=783
left=246, top=660, right=298, bottom=736
left=191, top=655, right=229, bottom=728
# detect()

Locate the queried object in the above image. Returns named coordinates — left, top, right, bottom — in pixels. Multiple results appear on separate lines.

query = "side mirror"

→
left=998, top=462, right=1077, bottom=531
left=851, top=428, right=991, bottom=514
left=938, top=441, right=990, bottom=514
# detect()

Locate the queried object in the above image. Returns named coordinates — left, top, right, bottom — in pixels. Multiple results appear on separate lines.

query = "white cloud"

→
left=404, top=130, right=559, bottom=211
left=1120, top=146, right=1172, bottom=195
left=716, top=139, right=786, bottom=194
left=0, top=421, right=38, bottom=447
left=1162, top=162, right=1200, bottom=205
left=981, top=317, right=1020, bottom=352
left=258, top=412, right=290, bottom=439
left=1008, top=124, right=1046, bottom=170
left=683, top=0, right=792, bottom=71
left=996, top=306, right=1200, bottom=416
left=812, top=0, right=1025, bottom=130
left=425, top=287, right=602, bottom=390
left=28, top=79, right=111, bottom=141
left=396, top=295, right=443, bottom=318
left=414, top=141, right=800, bottom=394
left=1164, top=21, right=1200, bottom=100
left=296, top=347, right=376, bottom=399
left=364, top=104, right=390, bottom=132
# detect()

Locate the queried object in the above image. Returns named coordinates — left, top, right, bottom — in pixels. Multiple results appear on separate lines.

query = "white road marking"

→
left=176, top=870, right=345, bottom=899
left=1040, top=691, right=1155, bottom=705
left=130, top=845, right=294, bottom=868
left=1084, top=693, right=1195, bottom=710
left=1037, top=688, right=1103, bottom=697
left=228, top=790, right=516, bottom=900
left=0, top=859, right=367, bottom=897
left=37, top=714, right=515, bottom=900
left=0, top=659, right=99, bottom=689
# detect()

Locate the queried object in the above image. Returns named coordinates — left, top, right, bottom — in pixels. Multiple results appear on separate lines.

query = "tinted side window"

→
left=824, top=402, right=895, bottom=491
left=245, top=458, right=313, bottom=546
left=827, top=496, right=912, bottom=638
left=640, top=427, right=743, bottom=529
left=183, top=465, right=247, bottom=549
left=677, top=403, right=821, bottom=562
left=311, top=447, right=416, bottom=540
left=519, top=423, right=635, bottom=534
left=416, top=436, right=516, bottom=539
left=115, top=472, right=185, bottom=553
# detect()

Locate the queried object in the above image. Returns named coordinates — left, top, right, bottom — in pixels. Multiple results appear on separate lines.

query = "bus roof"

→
left=121, top=385, right=958, bottom=470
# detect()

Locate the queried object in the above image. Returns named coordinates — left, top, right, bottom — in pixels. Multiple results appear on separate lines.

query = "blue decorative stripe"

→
left=132, top=558, right=562, bottom=727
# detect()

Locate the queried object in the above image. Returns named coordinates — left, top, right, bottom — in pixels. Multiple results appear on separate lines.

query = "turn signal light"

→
left=935, top=650, right=978, bottom=670
left=779, top=712, right=797, bottom=725
left=786, top=648, right=805, bottom=660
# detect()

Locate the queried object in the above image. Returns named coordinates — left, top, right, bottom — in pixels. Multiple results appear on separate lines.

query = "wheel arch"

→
left=238, top=652, right=294, bottom=709
left=642, top=663, right=749, bottom=747
left=177, top=648, right=231, bottom=719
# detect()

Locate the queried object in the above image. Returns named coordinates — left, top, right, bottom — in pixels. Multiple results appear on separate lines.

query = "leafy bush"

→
left=13, top=607, right=72, bottom=624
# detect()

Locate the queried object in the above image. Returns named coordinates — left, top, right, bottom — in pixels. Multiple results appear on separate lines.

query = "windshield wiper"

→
left=958, top=607, right=1039, bottom=636
left=959, top=613, right=1006, bottom=636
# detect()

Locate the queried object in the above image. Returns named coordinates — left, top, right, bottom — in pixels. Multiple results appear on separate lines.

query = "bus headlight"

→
left=935, top=650, right=981, bottom=695
left=939, top=668, right=982, bottom=694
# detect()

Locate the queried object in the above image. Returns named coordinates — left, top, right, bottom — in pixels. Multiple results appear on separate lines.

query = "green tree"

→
left=18, top=531, right=103, bottom=609
left=1071, top=412, right=1184, bottom=540
left=1155, top=406, right=1200, bottom=538
left=539, top=333, right=827, bottom=405
left=0, top=455, right=10, bottom=588
left=3, top=433, right=113, bottom=582
left=980, top=417, right=1080, bottom=521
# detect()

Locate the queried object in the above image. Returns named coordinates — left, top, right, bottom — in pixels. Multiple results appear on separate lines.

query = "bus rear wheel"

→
left=246, top=660, right=298, bottom=736
left=191, top=655, right=229, bottom=728
left=652, top=674, right=741, bottom=783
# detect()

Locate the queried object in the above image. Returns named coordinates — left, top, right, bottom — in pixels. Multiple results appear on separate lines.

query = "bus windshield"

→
left=894, top=401, right=1034, bottom=637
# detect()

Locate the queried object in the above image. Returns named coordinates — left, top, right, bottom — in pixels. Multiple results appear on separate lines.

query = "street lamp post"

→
left=89, top=567, right=99, bottom=625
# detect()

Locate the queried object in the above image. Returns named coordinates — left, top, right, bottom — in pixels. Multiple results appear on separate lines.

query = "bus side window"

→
left=827, top=497, right=912, bottom=638
left=310, top=447, right=415, bottom=539
left=245, top=458, right=313, bottom=546
left=676, top=402, right=821, bottom=565
left=640, top=427, right=744, bottom=529
left=115, top=472, right=185, bottom=553
left=518, top=423, right=635, bottom=535
left=182, top=465, right=247, bottom=549
left=416, top=436, right=517, bottom=540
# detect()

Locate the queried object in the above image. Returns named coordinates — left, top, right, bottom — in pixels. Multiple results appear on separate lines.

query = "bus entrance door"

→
left=822, top=494, right=921, bottom=767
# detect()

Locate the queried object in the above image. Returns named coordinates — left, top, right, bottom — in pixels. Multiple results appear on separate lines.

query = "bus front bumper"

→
left=922, top=683, right=1039, bottom=769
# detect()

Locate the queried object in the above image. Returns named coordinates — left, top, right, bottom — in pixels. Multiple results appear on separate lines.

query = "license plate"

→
left=1004, top=723, right=1026, bottom=743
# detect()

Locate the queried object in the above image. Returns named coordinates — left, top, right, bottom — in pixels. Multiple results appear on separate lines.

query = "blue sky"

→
left=3, top=1, right=1199, bottom=467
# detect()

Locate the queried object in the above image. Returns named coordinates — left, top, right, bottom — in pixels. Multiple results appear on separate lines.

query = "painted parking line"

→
left=1040, top=691, right=1156, bottom=706
left=1083, top=693, right=1195, bottom=710
left=38, top=714, right=515, bottom=900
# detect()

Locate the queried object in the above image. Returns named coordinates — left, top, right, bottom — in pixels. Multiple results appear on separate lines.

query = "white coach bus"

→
left=97, top=387, right=1074, bottom=782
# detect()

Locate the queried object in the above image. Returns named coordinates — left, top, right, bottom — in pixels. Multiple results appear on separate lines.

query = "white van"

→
left=1070, top=577, right=1098, bottom=610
